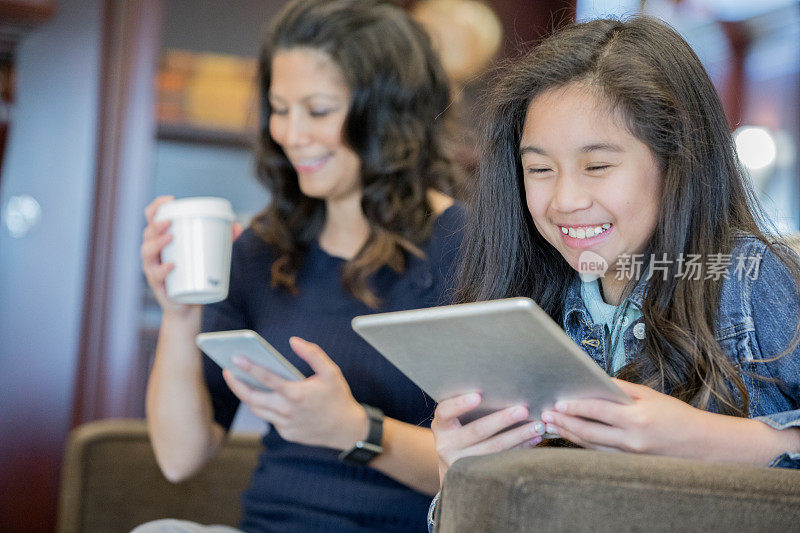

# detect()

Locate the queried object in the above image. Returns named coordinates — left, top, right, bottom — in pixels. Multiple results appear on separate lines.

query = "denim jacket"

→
left=564, top=236, right=800, bottom=469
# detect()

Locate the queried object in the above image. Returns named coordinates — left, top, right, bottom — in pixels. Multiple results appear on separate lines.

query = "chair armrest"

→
left=57, top=418, right=261, bottom=533
left=437, top=448, right=800, bottom=532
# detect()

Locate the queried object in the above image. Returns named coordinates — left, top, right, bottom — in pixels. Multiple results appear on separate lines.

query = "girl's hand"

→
left=431, top=394, right=546, bottom=484
left=141, top=196, right=242, bottom=315
left=540, top=379, right=710, bottom=457
left=221, top=337, right=368, bottom=450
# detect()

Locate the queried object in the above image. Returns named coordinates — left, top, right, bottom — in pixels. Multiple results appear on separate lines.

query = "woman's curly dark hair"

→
left=251, top=0, right=460, bottom=307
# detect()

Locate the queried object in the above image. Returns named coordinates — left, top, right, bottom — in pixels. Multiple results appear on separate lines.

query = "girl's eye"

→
left=527, top=168, right=553, bottom=179
left=270, top=107, right=288, bottom=116
left=587, top=164, right=611, bottom=172
left=527, top=167, right=552, bottom=176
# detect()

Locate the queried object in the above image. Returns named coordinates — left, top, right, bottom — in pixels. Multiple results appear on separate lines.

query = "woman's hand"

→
left=540, top=379, right=711, bottom=457
left=221, top=337, right=368, bottom=450
left=141, top=195, right=242, bottom=315
left=142, top=196, right=183, bottom=312
left=431, top=394, right=546, bottom=484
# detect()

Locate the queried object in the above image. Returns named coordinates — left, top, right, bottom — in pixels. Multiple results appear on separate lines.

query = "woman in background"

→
left=139, top=1, right=464, bottom=531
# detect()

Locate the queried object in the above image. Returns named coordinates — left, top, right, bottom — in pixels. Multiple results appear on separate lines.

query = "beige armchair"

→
left=57, top=419, right=260, bottom=533
left=436, top=447, right=800, bottom=532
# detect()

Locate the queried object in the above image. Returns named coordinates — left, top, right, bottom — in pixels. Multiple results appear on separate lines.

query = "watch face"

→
left=346, top=447, right=377, bottom=464
left=341, top=441, right=382, bottom=465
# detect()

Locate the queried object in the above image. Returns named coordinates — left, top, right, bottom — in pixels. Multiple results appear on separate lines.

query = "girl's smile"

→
left=558, top=223, right=613, bottom=249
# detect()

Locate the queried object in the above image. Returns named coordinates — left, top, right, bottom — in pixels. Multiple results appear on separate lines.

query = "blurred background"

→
left=0, top=0, right=797, bottom=530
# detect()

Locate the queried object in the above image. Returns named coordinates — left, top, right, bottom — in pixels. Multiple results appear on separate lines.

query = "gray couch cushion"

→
left=438, top=448, right=800, bottom=532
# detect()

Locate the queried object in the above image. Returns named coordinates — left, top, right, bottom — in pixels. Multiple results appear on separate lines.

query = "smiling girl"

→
left=431, top=16, right=800, bottom=508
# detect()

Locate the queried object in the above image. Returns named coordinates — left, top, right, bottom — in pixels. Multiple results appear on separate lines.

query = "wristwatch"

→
left=338, top=404, right=384, bottom=465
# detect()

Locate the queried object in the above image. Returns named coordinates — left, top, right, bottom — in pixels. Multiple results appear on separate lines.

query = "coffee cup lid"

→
left=155, top=197, right=235, bottom=222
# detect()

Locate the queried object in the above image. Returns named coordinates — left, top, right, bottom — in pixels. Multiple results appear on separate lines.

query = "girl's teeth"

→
left=562, top=224, right=612, bottom=239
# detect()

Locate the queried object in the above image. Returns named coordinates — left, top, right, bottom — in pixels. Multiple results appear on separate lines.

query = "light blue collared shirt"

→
left=580, top=278, right=642, bottom=374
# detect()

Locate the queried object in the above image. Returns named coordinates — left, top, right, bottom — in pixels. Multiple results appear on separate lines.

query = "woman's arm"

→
left=368, top=417, right=439, bottom=495
left=146, top=309, right=227, bottom=482
left=222, top=337, right=450, bottom=494
left=141, top=196, right=236, bottom=482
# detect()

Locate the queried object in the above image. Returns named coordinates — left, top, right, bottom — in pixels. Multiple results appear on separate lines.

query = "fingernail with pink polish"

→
left=511, top=406, right=527, bottom=420
left=464, top=393, right=481, bottom=405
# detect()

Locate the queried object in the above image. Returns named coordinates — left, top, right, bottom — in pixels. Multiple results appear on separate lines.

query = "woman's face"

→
left=520, top=84, right=661, bottom=278
left=268, top=48, right=361, bottom=202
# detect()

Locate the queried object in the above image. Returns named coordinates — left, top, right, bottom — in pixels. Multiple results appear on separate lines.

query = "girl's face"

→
left=520, top=84, right=661, bottom=278
left=269, top=48, right=361, bottom=202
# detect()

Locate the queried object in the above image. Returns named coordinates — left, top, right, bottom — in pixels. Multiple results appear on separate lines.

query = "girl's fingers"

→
left=611, top=378, right=651, bottom=399
left=456, top=405, right=530, bottom=448
left=463, top=419, right=544, bottom=457
left=542, top=411, right=626, bottom=450
left=544, top=422, right=621, bottom=453
left=513, top=437, right=543, bottom=451
left=552, top=398, right=627, bottom=428
left=545, top=423, right=589, bottom=449
left=434, top=394, right=482, bottom=430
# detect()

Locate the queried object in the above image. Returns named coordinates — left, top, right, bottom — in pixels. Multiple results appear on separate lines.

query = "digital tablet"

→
left=352, top=297, right=632, bottom=425
left=196, top=329, right=304, bottom=391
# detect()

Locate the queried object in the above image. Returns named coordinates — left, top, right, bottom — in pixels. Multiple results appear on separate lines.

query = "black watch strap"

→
left=362, top=404, right=384, bottom=446
left=338, top=404, right=384, bottom=465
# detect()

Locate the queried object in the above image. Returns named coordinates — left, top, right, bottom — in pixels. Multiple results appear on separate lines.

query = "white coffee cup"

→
left=154, top=196, right=235, bottom=304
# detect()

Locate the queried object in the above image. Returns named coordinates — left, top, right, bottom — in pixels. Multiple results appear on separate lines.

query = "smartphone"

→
left=196, top=329, right=304, bottom=391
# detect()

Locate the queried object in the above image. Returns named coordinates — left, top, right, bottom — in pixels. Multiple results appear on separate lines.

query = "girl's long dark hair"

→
left=252, top=0, right=459, bottom=307
left=457, top=17, right=800, bottom=416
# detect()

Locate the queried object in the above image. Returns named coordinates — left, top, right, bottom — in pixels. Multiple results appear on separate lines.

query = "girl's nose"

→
left=550, top=173, right=592, bottom=213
